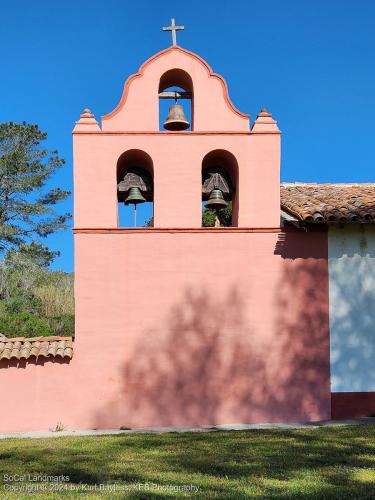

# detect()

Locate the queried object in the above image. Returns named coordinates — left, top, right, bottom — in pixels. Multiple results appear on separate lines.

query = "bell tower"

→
left=73, top=39, right=280, bottom=229
left=71, top=31, right=319, bottom=431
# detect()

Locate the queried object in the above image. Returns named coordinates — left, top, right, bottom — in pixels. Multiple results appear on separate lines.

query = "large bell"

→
left=125, top=187, right=146, bottom=205
left=205, top=189, right=228, bottom=210
left=163, top=104, right=190, bottom=131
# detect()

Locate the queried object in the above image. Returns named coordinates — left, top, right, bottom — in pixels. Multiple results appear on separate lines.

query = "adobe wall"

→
left=329, top=225, right=375, bottom=418
left=0, top=229, right=330, bottom=432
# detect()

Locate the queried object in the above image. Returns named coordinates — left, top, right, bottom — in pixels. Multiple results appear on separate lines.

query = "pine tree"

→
left=0, top=122, right=71, bottom=264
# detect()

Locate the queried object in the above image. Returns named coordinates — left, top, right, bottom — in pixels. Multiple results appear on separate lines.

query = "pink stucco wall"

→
left=73, top=133, right=280, bottom=229
left=0, top=229, right=330, bottom=432
left=0, top=46, right=331, bottom=432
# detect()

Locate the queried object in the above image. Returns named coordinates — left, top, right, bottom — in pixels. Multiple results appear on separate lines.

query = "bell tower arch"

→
left=117, top=149, right=154, bottom=227
left=158, top=68, right=193, bottom=131
left=202, top=149, right=239, bottom=227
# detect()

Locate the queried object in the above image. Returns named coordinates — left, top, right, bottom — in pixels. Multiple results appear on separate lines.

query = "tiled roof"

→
left=0, top=336, right=73, bottom=361
left=281, top=183, right=375, bottom=223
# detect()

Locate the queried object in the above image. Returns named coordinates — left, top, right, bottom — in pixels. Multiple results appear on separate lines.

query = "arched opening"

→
left=117, top=149, right=154, bottom=227
left=158, top=69, right=193, bottom=131
left=202, top=150, right=239, bottom=227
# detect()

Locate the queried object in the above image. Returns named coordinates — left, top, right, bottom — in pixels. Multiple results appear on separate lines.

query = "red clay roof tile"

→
left=0, top=336, right=73, bottom=361
left=281, top=183, right=375, bottom=223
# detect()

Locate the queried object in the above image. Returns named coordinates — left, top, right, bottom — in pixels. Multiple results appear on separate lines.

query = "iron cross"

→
left=162, top=18, right=184, bottom=46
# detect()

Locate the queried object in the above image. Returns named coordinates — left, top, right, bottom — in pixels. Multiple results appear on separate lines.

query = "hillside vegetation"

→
left=0, top=252, right=74, bottom=338
left=0, top=121, right=73, bottom=339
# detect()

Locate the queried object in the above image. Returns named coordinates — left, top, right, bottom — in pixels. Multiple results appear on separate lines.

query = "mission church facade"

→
left=0, top=32, right=375, bottom=431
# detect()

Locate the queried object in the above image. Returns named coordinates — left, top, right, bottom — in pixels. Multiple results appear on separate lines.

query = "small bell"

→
left=163, top=104, right=190, bottom=131
left=125, top=187, right=146, bottom=205
left=205, top=189, right=228, bottom=210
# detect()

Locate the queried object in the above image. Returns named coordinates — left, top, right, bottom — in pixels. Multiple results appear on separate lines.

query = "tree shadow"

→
left=1, top=426, right=374, bottom=499
left=94, top=230, right=331, bottom=428
left=113, top=286, right=265, bottom=427
left=270, top=254, right=330, bottom=421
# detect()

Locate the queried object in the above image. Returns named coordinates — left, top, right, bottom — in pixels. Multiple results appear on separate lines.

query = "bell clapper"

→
left=214, top=211, right=220, bottom=227
left=134, top=203, right=137, bottom=227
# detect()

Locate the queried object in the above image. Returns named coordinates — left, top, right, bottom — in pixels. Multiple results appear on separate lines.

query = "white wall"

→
left=329, top=225, right=375, bottom=392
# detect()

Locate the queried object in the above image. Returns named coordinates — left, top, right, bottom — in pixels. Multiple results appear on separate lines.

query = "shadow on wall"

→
left=274, top=257, right=330, bottom=419
left=0, top=356, right=70, bottom=370
left=273, top=231, right=330, bottom=420
left=93, top=234, right=330, bottom=428
left=127, top=287, right=260, bottom=425
left=274, top=228, right=328, bottom=259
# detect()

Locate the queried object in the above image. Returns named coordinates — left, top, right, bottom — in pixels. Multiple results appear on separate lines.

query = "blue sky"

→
left=1, top=0, right=374, bottom=271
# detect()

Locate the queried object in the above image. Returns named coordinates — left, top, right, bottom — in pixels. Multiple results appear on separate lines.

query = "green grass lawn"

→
left=0, top=425, right=374, bottom=499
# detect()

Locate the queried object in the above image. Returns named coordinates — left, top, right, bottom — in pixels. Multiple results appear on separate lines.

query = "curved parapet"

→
left=101, top=46, right=249, bottom=132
